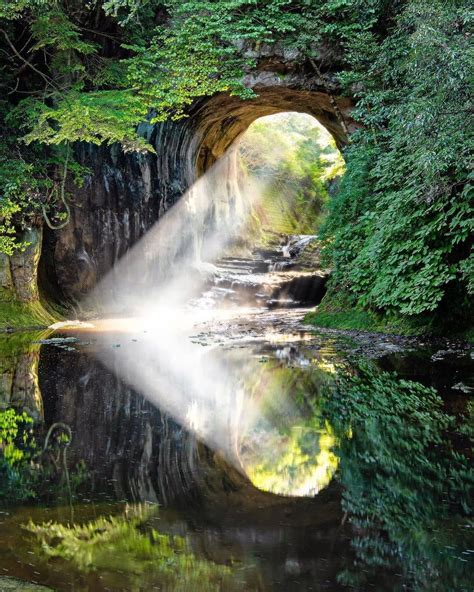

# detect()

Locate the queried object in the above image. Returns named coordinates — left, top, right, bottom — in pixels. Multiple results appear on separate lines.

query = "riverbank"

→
left=305, top=293, right=474, bottom=343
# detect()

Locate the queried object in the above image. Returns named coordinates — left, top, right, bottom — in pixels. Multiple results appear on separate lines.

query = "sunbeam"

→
left=79, top=113, right=339, bottom=495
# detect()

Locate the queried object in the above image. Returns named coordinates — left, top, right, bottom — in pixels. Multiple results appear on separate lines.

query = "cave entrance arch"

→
left=174, top=107, right=345, bottom=312
left=40, top=86, right=352, bottom=305
left=191, top=87, right=351, bottom=178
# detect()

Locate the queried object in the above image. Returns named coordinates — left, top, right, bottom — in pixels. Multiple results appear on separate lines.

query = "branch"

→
left=0, top=28, right=58, bottom=91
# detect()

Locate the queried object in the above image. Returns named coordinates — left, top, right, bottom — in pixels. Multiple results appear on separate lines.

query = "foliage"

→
left=1, top=0, right=308, bottom=155
left=0, top=2, right=144, bottom=252
left=26, top=504, right=240, bottom=591
left=0, top=0, right=321, bottom=254
left=0, top=409, right=34, bottom=464
left=0, top=109, right=87, bottom=252
left=321, top=0, right=473, bottom=320
left=238, top=113, right=344, bottom=234
left=0, top=0, right=49, bottom=20
left=0, top=0, right=472, bottom=329
left=240, top=358, right=339, bottom=496
left=243, top=421, right=338, bottom=496
left=304, top=290, right=437, bottom=336
left=0, top=409, right=37, bottom=502
left=16, top=92, right=151, bottom=151
left=123, top=0, right=306, bottom=121
left=320, top=364, right=474, bottom=591
left=0, top=405, right=87, bottom=504
left=0, top=171, right=30, bottom=256
left=0, top=120, right=42, bottom=255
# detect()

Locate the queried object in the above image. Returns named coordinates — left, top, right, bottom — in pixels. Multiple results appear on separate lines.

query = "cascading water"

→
left=190, top=234, right=326, bottom=310
left=281, top=234, right=318, bottom=260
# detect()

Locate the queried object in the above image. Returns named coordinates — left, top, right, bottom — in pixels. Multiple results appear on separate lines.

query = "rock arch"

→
left=192, top=86, right=352, bottom=175
left=39, top=70, right=354, bottom=305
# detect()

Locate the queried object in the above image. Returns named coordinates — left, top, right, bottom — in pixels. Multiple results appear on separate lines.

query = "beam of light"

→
left=93, top=326, right=339, bottom=496
left=84, top=143, right=266, bottom=317
left=74, top=114, right=340, bottom=496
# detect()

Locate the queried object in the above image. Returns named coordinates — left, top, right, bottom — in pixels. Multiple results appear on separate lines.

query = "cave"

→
left=38, top=83, right=353, bottom=307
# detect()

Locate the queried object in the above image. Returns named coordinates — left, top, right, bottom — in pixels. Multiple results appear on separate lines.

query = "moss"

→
left=0, top=330, right=52, bottom=356
left=306, top=309, right=376, bottom=331
left=0, top=300, right=56, bottom=332
left=304, top=309, right=422, bottom=336
left=305, top=290, right=474, bottom=342
left=254, top=187, right=319, bottom=236
left=26, top=504, right=240, bottom=590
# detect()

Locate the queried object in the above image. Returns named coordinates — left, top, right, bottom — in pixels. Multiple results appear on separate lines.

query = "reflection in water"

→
left=89, top=315, right=339, bottom=498
left=323, top=364, right=473, bottom=592
left=242, top=424, right=338, bottom=497
left=26, top=504, right=246, bottom=592
left=0, top=326, right=472, bottom=591
left=0, top=332, right=45, bottom=421
left=236, top=361, right=339, bottom=496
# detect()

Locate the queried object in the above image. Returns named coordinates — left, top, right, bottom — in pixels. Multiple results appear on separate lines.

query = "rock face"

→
left=39, top=143, right=162, bottom=305
left=0, top=339, right=43, bottom=422
left=0, top=228, right=43, bottom=303
left=38, top=57, right=354, bottom=306
left=38, top=345, right=343, bottom=528
left=40, top=347, right=195, bottom=504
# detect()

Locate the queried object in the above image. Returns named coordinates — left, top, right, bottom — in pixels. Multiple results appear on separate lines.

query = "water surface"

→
left=0, top=304, right=472, bottom=591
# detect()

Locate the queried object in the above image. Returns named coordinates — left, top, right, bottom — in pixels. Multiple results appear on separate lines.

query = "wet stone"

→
left=0, top=578, right=53, bottom=591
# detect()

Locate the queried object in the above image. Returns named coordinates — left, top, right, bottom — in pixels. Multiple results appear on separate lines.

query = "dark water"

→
left=0, top=307, right=473, bottom=592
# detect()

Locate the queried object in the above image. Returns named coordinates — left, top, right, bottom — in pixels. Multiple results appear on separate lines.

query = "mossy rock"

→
left=0, top=577, right=53, bottom=591
left=0, top=301, right=55, bottom=332
left=305, top=291, right=474, bottom=341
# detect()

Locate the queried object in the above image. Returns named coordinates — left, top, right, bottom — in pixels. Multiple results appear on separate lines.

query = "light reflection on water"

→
left=81, top=311, right=342, bottom=497
left=0, top=318, right=473, bottom=592
left=241, top=423, right=339, bottom=496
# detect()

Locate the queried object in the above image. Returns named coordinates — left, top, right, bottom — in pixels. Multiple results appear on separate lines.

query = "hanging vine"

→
left=41, top=143, right=72, bottom=231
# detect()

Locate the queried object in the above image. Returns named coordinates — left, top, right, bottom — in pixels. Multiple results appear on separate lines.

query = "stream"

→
left=0, top=236, right=473, bottom=592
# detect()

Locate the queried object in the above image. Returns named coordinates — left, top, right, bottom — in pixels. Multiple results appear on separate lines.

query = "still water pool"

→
left=0, top=308, right=472, bottom=591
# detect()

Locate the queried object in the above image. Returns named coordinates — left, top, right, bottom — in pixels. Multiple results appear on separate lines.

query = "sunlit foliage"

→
left=244, top=422, right=338, bottom=496
left=0, top=408, right=37, bottom=501
left=27, top=504, right=242, bottom=591
left=0, top=405, right=87, bottom=505
left=321, top=1, right=473, bottom=322
left=238, top=113, right=344, bottom=234
left=239, top=358, right=340, bottom=496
